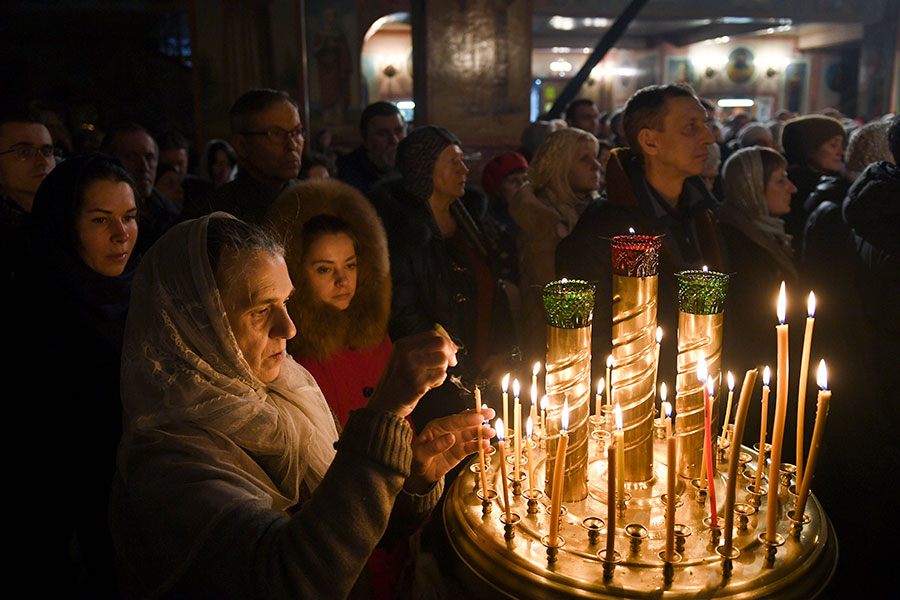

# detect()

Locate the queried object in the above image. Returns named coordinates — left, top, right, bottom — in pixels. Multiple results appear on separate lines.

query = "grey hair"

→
left=206, top=216, right=285, bottom=287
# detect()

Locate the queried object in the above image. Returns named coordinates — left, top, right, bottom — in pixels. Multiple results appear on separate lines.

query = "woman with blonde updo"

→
left=509, top=127, right=601, bottom=360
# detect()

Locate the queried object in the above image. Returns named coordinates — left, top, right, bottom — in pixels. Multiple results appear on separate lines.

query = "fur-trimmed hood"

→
left=267, top=179, right=391, bottom=360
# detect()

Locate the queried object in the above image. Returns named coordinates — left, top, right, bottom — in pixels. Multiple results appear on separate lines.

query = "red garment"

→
left=294, top=335, right=392, bottom=427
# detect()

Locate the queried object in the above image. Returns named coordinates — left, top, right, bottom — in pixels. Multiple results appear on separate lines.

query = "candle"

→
left=614, top=404, right=624, bottom=507
left=532, top=361, right=541, bottom=391
left=501, top=373, right=510, bottom=443
left=513, top=378, right=521, bottom=481
left=605, top=355, right=613, bottom=410
left=767, top=281, right=790, bottom=542
left=720, top=371, right=735, bottom=442
left=699, top=357, right=718, bottom=527
left=531, top=362, right=540, bottom=434
left=659, top=382, right=667, bottom=419
left=754, top=366, right=771, bottom=495
left=606, top=409, right=618, bottom=558
left=795, top=360, right=831, bottom=519
left=548, top=401, right=569, bottom=546
left=540, top=395, right=548, bottom=438
left=526, top=416, right=535, bottom=494
left=595, top=379, right=603, bottom=417
left=476, top=388, right=488, bottom=495
left=664, top=401, right=676, bottom=561
left=723, top=368, right=759, bottom=554
left=796, top=292, right=816, bottom=485
left=654, top=327, right=663, bottom=393
left=495, top=419, right=512, bottom=523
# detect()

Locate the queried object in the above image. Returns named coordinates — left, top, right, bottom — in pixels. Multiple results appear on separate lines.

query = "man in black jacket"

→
left=337, top=101, right=406, bottom=195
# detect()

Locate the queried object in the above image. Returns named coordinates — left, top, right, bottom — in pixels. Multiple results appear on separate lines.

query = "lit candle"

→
left=501, top=373, right=510, bottom=443
left=526, top=416, right=535, bottom=494
left=595, top=379, right=603, bottom=417
left=720, top=371, right=735, bottom=442
left=540, top=395, right=548, bottom=438
left=767, top=282, right=790, bottom=542
left=531, top=362, right=540, bottom=436
left=614, top=404, right=624, bottom=507
left=513, top=379, right=521, bottom=482
left=795, top=360, right=831, bottom=519
left=722, top=368, right=759, bottom=555
left=659, top=382, right=667, bottom=419
left=606, top=406, right=619, bottom=558
left=654, top=327, right=663, bottom=393
left=495, top=419, right=512, bottom=523
left=796, top=292, right=816, bottom=485
left=664, top=401, right=676, bottom=561
left=699, top=357, right=718, bottom=527
left=548, top=401, right=569, bottom=547
left=476, top=388, right=488, bottom=495
left=754, top=366, right=771, bottom=495
left=605, top=355, right=613, bottom=410
left=532, top=361, right=541, bottom=391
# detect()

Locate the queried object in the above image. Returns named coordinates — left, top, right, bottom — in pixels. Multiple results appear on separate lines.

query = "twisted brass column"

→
left=543, top=279, right=594, bottom=502
left=674, top=270, right=730, bottom=479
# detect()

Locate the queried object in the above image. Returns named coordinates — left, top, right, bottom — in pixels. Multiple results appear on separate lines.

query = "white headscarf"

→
left=115, top=214, right=339, bottom=593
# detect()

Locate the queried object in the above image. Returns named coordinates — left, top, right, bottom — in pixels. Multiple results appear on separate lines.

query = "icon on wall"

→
left=726, top=48, right=755, bottom=84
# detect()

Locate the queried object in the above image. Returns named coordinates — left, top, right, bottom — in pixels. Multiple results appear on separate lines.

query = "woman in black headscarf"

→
left=13, top=153, right=139, bottom=596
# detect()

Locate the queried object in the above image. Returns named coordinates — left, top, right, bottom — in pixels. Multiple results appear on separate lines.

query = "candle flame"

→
left=541, top=395, right=548, bottom=410
left=561, top=400, right=569, bottom=431
left=560, top=277, right=568, bottom=284
left=502, top=373, right=509, bottom=392
left=664, top=401, right=672, bottom=418
left=597, top=378, right=604, bottom=395
left=707, top=376, right=715, bottom=396
left=495, top=419, right=505, bottom=441
left=607, top=354, right=614, bottom=368
left=615, top=403, right=623, bottom=430
left=817, top=359, right=828, bottom=390
left=656, top=327, right=663, bottom=344
left=697, top=354, right=708, bottom=382
left=702, top=265, right=709, bottom=272
left=513, top=378, right=520, bottom=398
left=660, top=382, right=667, bottom=402
left=727, top=371, right=735, bottom=391
left=526, top=416, right=533, bottom=438
left=629, top=227, right=636, bottom=234
left=808, top=291, right=816, bottom=318
left=777, top=281, right=787, bottom=324
left=533, top=361, right=541, bottom=376
left=763, top=365, right=771, bottom=386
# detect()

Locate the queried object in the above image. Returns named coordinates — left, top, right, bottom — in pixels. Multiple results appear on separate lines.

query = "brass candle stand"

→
left=445, top=439, right=836, bottom=598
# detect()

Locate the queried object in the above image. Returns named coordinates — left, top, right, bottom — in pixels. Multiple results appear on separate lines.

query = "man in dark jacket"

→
left=556, top=84, right=724, bottom=379
left=338, top=101, right=406, bottom=195
left=186, top=89, right=302, bottom=224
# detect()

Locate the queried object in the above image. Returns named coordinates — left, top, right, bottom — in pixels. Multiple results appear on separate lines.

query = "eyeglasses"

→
left=0, top=144, right=55, bottom=161
left=239, top=126, right=305, bottom=145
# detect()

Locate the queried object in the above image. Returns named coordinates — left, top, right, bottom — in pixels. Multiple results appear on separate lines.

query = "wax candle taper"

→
left=722, top=368, right=759, bottom=554
left=475, top=388, right=488, bottom=495
left=795, top=360, right=831, bottom=519
left=797, top=292, right=816, bottom=484
left=654, top=327, right=663, bottom=395
left=664, top=401, right=676, bottom=561
left=614, top=404, right=624, bottom=507
left=606, top=355, right=613, bottom=411
left=526, top=416, right=535, bottom=494
left=501, top=373, right=510, bottom=443
left=531, top=362, right=540, bottom=432
left=548, top=401, right=569, bottom=547
left=606, top=408, right=619, bottom=559
left=540, top=395, right=547, bottom=438
left=755, top=366, right=771, bottom=495
left=699, top=357, right=718, bottom=527
left=513, top=378, right=521, bottom=481
left=659, top=382, right=667, bottom=419
left=595, top=379, right=603, bottom=417
left=767, top=281, right=790, bottom=542
left=721, top=371, right=735, bottom=442
left=495, top=419, right=512, bottom=523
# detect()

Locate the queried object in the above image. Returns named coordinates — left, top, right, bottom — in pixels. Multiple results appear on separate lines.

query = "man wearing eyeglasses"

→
left=0, top=111, right=56, bottom=282
left=189, top=89, right=303, bottom=224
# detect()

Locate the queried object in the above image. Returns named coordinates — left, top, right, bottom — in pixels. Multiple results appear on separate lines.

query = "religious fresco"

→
left=664, top=57, right=696, bottom=86
left=783, top=61, right=809, bottom=113
left=306, top=2, right=358, bottom=127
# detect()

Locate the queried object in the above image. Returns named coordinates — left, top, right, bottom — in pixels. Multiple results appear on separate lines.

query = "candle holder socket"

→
left=590, top=429, right=611, bottom=454
left=787, top=509, right=811, bottom=539
left=499, top=512, right=520, bottom=540
left=703, top=516, right=723, bottom=546
left=506, top=451, right=527, bottom=468
left=598, top=549, right=622, bottom=581
left=540, top=535, right=565, bottom=563
left=717, top=439, right=731, bottom=462
left=523, top=488, right=543, bottom=514
left=589, top=414, right=604, bottom=433
left=779, top=463, right=796, bottom=488
left=625, top=523, right=648, bottom=554
left=734, top=502, right=756, bottom=531
left=616, top=492, right=631, bottom=516
left=673, top=524, right=692, bottom=554
left=476, top=488, right=497, bottom=516
left=737, top=451, right=752, bottom=477
left=690, top=478, right=708, bottom=505
left=581, top=517, right=605, bottom=545
left=545, top=503, right=568, bottom=523
left=653, top=417, right=666, bottom=440
left=657, top=550, right=682, bottom=585
left=758, top=532, right=785, bottom=565
left=469, top=461, right=489, bottom=493
left=659, top=493, right=683, bottom=519
left=507, top=470, right=527, bottom=496
left=715, top=544, right=741, bottom=579
left=746, top=483, right=767, bottom=509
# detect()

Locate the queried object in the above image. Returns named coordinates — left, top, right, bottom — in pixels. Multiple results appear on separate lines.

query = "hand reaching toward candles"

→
left=405, top=408, right=496, bottom=494
left=367, top=331, right=459, bottom=418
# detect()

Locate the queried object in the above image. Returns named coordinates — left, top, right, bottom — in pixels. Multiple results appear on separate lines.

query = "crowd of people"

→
left=1, top=83, right=896, bottom=598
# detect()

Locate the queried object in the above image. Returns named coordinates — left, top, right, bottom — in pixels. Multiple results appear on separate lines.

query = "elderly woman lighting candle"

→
left=111, top=214, right=494, bottom=598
